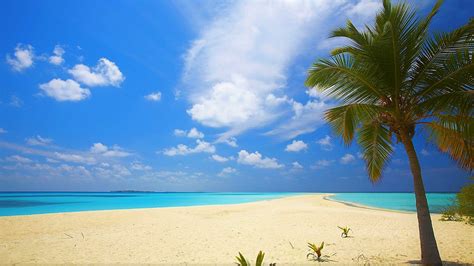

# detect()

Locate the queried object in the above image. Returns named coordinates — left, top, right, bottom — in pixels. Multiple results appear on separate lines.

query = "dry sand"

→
left=0, top=194, right=473, bottom=264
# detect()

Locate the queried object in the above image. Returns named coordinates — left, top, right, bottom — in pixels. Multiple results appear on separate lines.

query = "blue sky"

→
left=0, top=0, right=472, bottom=192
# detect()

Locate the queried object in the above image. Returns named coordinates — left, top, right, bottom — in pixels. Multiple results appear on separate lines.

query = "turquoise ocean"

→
left=0, top=192, right=456, bottom=216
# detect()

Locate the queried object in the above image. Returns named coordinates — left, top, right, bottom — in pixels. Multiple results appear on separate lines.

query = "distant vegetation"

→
left=441, top=182, right=474, bottom=225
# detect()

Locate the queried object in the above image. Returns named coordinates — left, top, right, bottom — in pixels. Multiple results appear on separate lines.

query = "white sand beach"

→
left=0, top=194, right=473, bottom=264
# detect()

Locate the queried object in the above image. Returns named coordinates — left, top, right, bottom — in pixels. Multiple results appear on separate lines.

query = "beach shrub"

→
left=235, top=251, right=270, bottom=266
left=307, top=242, right=324, bottom=261
left=457, top=183, right=474, bottom=224
left=338, top=226, right=351, bottom=238
left=440, top=205, right=462, bottom=222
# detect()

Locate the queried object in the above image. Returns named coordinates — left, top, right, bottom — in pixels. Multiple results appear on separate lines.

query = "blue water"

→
left=0, top=192, right=298, bottom=216
left=330, top=193, right=456, bottom=213
left=0, top=192, right=457, bottom=216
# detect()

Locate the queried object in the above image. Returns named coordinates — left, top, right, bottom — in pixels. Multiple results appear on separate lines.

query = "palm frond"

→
left=357, top=122, right=394, bottom=182
left=425, top=115, right=474, bottom=170
left=325, top=104, right=384, bottom=145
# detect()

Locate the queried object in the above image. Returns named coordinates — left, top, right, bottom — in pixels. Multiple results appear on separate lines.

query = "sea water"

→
left=0, top=192, right=298, bottom=216
left=0, top=192, right=456, bottom=216
left=330, top=193, right=456, bottom=213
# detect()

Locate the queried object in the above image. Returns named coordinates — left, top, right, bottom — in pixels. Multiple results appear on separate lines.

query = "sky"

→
left=0, top=0, right=472, bottom=192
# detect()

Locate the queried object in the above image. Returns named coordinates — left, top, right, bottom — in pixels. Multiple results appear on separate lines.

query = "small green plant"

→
left=307, top=242, right=324, bottom=261
left=337, top=226, right=351, bottom=238
left=457, top=182, right=474, bottom=225
left=235, top=251, right=268, bottom=266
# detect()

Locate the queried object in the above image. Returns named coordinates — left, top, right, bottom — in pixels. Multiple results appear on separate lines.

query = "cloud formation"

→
left=340, top=153, right=356, bottom=164
left=285, top=140, right=308, bottom=152
left=49, top=45, right=65, bottom=65
left=163, top=139, right=215, bottom=156
left=69, top=58, right=124, bottom=87
left=316, top=135, right=333, bottom=151
left=39, top=79, right=91, bottom=101
left=6, top=44, right=34, bottom=72
left=26, top=135, right=53, bottom=146
left=145, top=92, right=162, bottom=101
left=237, top=150, right=283, bottom=169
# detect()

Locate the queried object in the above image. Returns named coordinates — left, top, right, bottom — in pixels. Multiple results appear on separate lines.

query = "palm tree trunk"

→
left=400, top=130, right=442, bottom=265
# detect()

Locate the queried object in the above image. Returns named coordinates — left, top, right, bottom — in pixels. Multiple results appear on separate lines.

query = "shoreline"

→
left=1, top=194, right=472, bottom=264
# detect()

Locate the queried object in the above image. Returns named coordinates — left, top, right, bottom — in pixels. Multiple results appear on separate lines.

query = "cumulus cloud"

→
left=421, top=149, right=430, bottom=156
left=162, top=139, right=215, bottom=156
left=218, top=167, right=237, bottom=177
left=237, top=150, right=283, bottom=169
left=39, top=78, right=91, bottom=101
left=311, top=159, right=334, bottom=169
left=0, top=128, right=7, bottom=134
left=173, top=128, right=204, bottom=139
left=340, top=153, right=356, bottom=164
left=211, top=154, right=230, bottom=162
left=49, top=45, right=65, bottom=65
left=54, top=152, right=96, bottom=164
left=181, top=1, right=352, bottom=138
left=26, top=135, right=53, bottom=146
left=285, top=140, right=308, bottom=152
left=316, top=135, right=333, bottom=151
left=90, top=143, right=131, bottom=157
left=145, top=92, right=162, bottom=101
left=69, top=58, right=124, bottom=87
left=6, top=44, right=34, bottom=71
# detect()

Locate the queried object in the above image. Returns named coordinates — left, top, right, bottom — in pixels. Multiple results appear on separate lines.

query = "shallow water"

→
left=0, top=192, right=299, bottom=216
left=330, top=193, right=456, bottom=213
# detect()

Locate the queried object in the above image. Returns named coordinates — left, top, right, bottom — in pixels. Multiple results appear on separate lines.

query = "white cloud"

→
left=54, top=152, right=96, bottom=164
left=292, top=161, right=303, bottom=169
left=130, top=161, right=152, bottom=171
left=211, top=154, right=230, bottom=162
left=26, top=135, right=53, bottom=146
left=163, top=139, right=215, bottom=156
left=0, top=128, right=7, bottom=134
left=222, top=137, right=238, bottom=147
left=316, top=135, right=333, bottom=151
left=311, top=159, right=334, bottom=169
left=173, top=128, right=205, bottom=139
left=218, top=167, right=237, bottom=177
left=6, top=44, right=34, bottom=71
left=181, top=1, right=350, bottom=138
left=357, top=152, right=364, bottom=159
left=90, top=143, right=108, bottom=153
left=5, top=155, right=32, bottom=163
left=68, top=58, right=124, bottom=87
left=340, top=153, right=356, bottom=164
left=345, top=0, right=382, bottom=19
left=421, top=149, right=430, bottom=156
left=145, top=92, right=162, bottom=101
left=173, top=129, right=187, bottom=137
left=187, top=128, right=204, bottom=139
left=265, top=99, right=328, bottom=139
left=49, top=45, right=65, bottom=65
left=39, top=78, right=91, bottom=101
left=237, top=150, right=283, bottom=169
left=90, top=143, right=131, bottom=157
left=285, top=140, right=308, bottom=152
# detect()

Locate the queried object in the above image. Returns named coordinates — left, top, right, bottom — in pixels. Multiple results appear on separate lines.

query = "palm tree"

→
left=305, top=0, right=473, bottom=264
